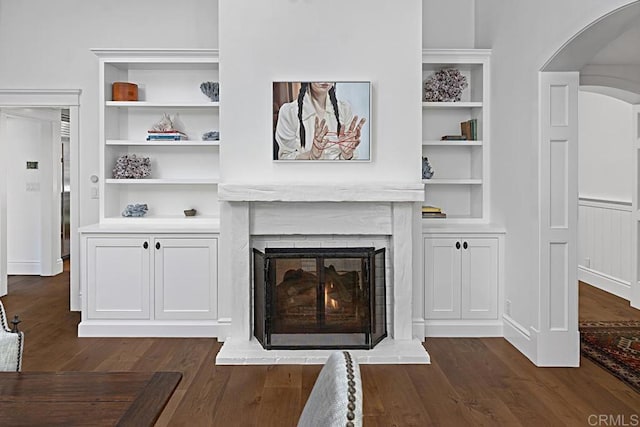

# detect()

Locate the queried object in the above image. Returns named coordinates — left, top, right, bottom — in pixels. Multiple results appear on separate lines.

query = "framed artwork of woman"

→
left=273, top=81, right=371, bottom=161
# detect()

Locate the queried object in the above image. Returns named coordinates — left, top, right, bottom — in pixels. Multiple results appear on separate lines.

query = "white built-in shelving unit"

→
left=94, top=49, right=221, bottom=225
left=78, top=49, right=224, bottom=338
left=421, top=49, right=491, bottom=223
left=420, top=50, right=505, bottom=338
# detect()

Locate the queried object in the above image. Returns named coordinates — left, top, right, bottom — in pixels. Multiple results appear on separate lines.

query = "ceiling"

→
left=588, top=21, right=640, bottom=65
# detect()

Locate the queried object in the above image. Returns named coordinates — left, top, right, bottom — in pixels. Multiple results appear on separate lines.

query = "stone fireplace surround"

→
left=216, top=183, right=430, bottom=364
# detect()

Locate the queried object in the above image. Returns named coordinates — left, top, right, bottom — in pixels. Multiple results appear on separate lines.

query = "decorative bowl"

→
left=184, top=209, right=197, bottom=217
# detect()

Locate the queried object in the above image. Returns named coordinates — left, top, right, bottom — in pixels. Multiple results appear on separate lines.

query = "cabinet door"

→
left=154, top=237, right=218, bottom=320
left=87, top=237, right=151, bottom=319
left=461, top=238, right=498, bottom=319
left=425, top=238, right=462, bottom=319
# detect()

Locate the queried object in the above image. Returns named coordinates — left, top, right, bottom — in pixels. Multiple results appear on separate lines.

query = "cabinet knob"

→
left=156, top=242, right=161, bottom=250
left=455, top=242, right=461, bottom=250
left=463, top=241, right=468, bottom=250
left=143, top=242, right=148, bottom=249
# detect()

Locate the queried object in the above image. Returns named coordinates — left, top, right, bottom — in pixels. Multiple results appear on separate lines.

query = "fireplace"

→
left=253, top=247, right=387, bottom=349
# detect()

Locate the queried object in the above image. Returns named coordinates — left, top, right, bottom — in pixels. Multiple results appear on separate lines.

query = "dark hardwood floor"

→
left=2, top=268, right=639, bottom=426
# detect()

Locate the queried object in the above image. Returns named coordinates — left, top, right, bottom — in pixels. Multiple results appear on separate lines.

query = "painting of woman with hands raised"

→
left=273, top=81, right=370, bottom=161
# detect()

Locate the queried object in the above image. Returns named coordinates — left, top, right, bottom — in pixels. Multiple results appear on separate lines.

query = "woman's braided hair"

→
left=297, top=83, right=341, bottom=148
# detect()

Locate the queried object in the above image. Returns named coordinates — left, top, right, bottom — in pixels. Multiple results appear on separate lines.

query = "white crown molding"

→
left=91, top=48, right=219, bottom=62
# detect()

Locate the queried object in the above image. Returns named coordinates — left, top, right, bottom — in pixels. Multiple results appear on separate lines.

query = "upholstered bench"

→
left=0, top=300, right=23, bottom=372
left=297, top=351, right=362, bottom=427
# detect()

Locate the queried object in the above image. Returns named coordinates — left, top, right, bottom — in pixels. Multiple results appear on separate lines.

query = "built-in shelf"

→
left=422, top=101, right=482, bottom=108
left=422, top=140, right=483, bottom=146
left=422, top=179, right=482, bottom=185
left=421, top=49, right=490, bottom=223
left=106, top=101, right=219, bottom=108
left=106, top=140, right=220, bottom=146
left=105, top=178, right=219, bottom=185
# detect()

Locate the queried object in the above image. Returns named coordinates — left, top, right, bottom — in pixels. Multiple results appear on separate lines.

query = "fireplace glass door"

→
left=253, top=247, right=386, bottom=349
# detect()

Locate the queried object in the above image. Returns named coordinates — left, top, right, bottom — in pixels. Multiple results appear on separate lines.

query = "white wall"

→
left=423, top=0, right=475, bottom=48
left=219, top=0, right=422, bottom=184
left=0, top=0, right=219, bottom=230
left=6, top=113, right=46, bottom=273
left=2, top=108, right=62, bottom=276
left=578, top=91, right=634, bottom=299
left=475, top=0, right=637, bottom=358
left=578, top=200, right=632, bottom=298
left=579, top=91, right=633, bottom=202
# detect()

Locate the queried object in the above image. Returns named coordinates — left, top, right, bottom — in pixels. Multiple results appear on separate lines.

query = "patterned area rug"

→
left=579, top=320, right=640, bottom=393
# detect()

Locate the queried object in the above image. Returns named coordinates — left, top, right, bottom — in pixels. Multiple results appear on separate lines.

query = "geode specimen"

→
left=423, top=68, right=468, bottom=102
left=112, top=154, right=151, bottom=179
left=202, top=130, right=219, bottom=141
left=200, top=81, right=219, bottom=102
left=422, top=157, right=434, bottom=179
left=122, top=203, right=148, bottom=217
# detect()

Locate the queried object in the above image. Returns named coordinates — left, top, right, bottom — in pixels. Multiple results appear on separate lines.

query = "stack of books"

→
left=460, top=118, right=477, bottom=140
left=146, top=130, right=188, bottom=141
left=422, top=205, right=446, bottom=219
left=439, top=119, right=478, bottom=141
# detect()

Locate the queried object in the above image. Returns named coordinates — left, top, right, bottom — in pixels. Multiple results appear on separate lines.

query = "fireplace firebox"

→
left=253, top=247, right=387, bottom=350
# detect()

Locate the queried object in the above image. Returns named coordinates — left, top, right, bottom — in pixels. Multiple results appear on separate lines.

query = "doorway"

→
left=536, top=1, right=640, bottom=365
left=0, top=89, right=81, bottom=311
left=61, top=109, right=70, bottom=260
left=1, top=108, right=63, bottom=277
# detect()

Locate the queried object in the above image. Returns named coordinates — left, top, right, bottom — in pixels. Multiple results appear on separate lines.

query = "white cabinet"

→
left=423, top=232, right=503, bottom=336
left=93, top=49, right=220, bottom=225
left=421, top=50, right=490, bottom=222
left=80, top=230, right=223, bottom=337
left=86, top=237, right=151, bottom=319
left=154, top=237, right=218, bottom=320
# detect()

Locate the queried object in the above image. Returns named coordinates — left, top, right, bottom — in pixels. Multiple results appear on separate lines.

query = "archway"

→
left=536, top=1, right=640, bottom=365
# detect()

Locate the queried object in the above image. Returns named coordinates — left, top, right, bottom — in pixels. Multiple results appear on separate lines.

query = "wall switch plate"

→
left=26, top=182, right=40, bottom=191
left=584, top=257, right=591, bottom=268
left=90, top=187, right=99, bottom=199
left=505, top=299, right=512, bottom=316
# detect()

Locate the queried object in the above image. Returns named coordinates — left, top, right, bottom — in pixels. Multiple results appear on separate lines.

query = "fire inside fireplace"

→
left=253, top=247, right=386, bottom=349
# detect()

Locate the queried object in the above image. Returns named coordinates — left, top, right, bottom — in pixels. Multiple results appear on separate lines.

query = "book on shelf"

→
left=422, top=205, right=442, bottom=213
left=440, top=135, right=467, bottom=141
left=146, top=130, right=188, bottom=141
left=460, top=119, right=478, bottom=140
left=422, top=212, right=447, bottom=219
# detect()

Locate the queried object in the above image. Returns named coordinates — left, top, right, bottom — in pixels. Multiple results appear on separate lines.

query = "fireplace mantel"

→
left=216, top=182, right=430, bottom=364
left=218, top=183, right=424, bottom=202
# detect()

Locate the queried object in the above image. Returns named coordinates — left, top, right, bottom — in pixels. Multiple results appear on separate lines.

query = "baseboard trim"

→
left=424, top=320, right=503, bottom=337
left=7, top=261, right=40, bottom=275
left=578, top=266, right=630, bottom=300
left=78, top=320, right=231, bottom=338
left=503, top=314, right=536, bottom=364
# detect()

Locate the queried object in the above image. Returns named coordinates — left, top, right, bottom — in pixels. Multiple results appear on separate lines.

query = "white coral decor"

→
left=423, top=68, right=468, bottom=102
left=112, top=154, right=151, bottom=179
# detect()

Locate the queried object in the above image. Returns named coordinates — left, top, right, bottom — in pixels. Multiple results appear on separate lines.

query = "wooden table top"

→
left=0, top=371, right=182, bottom=426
